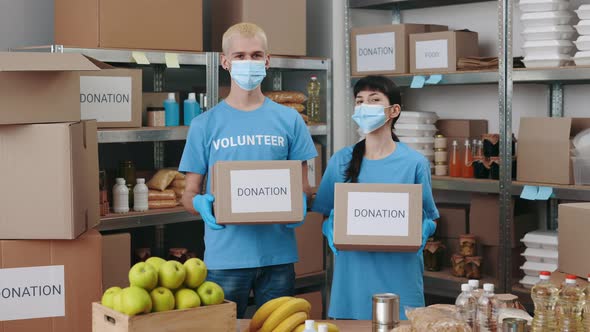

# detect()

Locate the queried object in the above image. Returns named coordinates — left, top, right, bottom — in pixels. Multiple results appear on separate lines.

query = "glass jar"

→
left=459, top=234, right=477, bottom=257
left=465, top=256, right=482, bottom=279
left=434, top=134, right=447, bottom=150
left=451, top=254, right=466, bottom=277
left=424, top=241, right=445, bottom=272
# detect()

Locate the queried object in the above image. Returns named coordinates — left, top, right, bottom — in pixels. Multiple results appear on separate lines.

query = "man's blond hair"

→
left=222, top=22, right=268, bottom=54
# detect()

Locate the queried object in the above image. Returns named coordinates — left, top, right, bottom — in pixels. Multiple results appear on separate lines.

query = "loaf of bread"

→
left=264, top=91, right=307, bottom=104
left=171, top=179, right=186, bottom=189
left=147, top=169, right=179, bottom=191
left=281, top=103, right=305, bottom=113
left=172, top=187, right=184, bottom=199
left=148, top=200, right=179, bottom=209
left=148, top=189, right=176, bottom=201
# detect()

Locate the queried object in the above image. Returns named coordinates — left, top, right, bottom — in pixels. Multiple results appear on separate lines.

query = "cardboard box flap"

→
left=560, top=202, right=590, bottom=211
left=82, top=55, right=116, bottom=70
left=0, top=52, right=100, bottom=72
left=571, top=118, right=590, bottom=137
left=519, top=117, right=572, bottom=142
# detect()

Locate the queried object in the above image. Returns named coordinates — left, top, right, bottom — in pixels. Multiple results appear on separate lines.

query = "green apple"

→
left=150, top=287, right=175, bottom=312
left=183, top=258, right=207, bottom=288
left=121, top=286, right=152, bottom=316
left=129, top=262, right=158, bottom=291
left=145, top=256, right=166, bottom=272
left=159, top=261, right=186, bottom=290
left=197, top=281, right=224, bottom=306
left=113, top=291, right=124, bottom=313
left=101, top=286, right=122, bottom=309
left=175, top=288, right=201, bottom=309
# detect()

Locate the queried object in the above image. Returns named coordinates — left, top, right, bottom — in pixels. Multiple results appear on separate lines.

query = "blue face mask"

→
left=230, top=60, right=266, bottom=91
left=352, top=104, right=388, bottom=134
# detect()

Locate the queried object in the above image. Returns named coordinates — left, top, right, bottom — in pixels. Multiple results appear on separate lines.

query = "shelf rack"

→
left=424, top=268, right=497, bottom=298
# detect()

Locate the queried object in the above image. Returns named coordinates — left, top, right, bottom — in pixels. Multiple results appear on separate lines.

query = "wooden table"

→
left=238, top=319, right=408, bottom=331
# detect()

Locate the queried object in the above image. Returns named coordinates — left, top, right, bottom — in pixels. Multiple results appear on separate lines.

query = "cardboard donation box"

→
left=211, top=0, right=306, bottom=55
left=351, top=24, right=447, bottom=76
left=212, top=161, right=304, bottom=224
left=558, top=203, right=590, bottom=279
left=0, top=121, right=99, bottom=239
left=410, top=31, right=479, bottom=74
left=102, top=233, right=131, bottom=290
left=333, top=183, right=423, bottom=251
left=79, top=59, right=142, bottom=128
left=518, top=117, right=590, bottom=185
left=0, top=52, right=99, bottom=125
left=92, top=300, right=236, bottom=332
left=0, top=230, right=102, bottom=332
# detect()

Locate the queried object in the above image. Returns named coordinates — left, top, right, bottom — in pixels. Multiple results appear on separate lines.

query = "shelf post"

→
left=391, top=5, right=401, bottom=24
left=547, top=83, right=563, bottom=230
left=206, top=52, right=220, bottom=108
left=153, top=64, right=166, bottom=256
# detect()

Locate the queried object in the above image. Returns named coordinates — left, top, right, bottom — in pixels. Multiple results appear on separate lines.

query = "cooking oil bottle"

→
left=584, top=274, right=590, bottom=332
left=557, top=275, right=585, bottom=332
left=306, top=75, right=321, bottom=123
left=531, top=271, right=558, bottom=332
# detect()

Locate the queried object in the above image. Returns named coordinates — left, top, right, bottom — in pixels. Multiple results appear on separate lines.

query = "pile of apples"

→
left=101, top=257, right=224, bottom=316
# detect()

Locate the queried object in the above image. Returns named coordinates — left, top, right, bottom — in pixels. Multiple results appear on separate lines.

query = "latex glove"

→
left=285, top=193, right=307, bottom=229
left=322, top=210, right=338, bottom=256
left=192, top=194, right=224, bottom=230
left=419, top=218, right=437, bottom=252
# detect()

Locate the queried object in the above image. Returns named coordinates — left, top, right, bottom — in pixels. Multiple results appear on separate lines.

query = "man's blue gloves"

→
left=192, top=194, right=224, bottom=230
left=322, top=209, right=338, bottom=256
left=285, top=193, right=307, bottom=229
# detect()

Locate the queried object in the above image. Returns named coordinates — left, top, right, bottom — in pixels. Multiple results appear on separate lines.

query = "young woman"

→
left=312, top=75, right=439, bottom=320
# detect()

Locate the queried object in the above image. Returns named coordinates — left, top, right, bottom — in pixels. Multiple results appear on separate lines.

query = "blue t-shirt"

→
left=312, top=142, right=439, bottom=320
left=179, top=98, right=317, bottom=270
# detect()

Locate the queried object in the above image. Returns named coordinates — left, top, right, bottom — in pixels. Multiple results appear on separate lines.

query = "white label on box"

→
left=307, top=158, right=316, bottom=188
left=415, top=39, right=449, bottom=70
left=346, top=192, right=410, bottom=236
left=356, top=32, right=396, bottom=72
left=230, top=169, right=292, bottom=213
left=0, top=265, right=65, bottom=321
left=80, top=76, right=132, bottom=122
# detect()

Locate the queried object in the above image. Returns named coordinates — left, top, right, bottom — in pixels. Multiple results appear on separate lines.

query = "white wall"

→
left=0, top=0, right=54, bottom=50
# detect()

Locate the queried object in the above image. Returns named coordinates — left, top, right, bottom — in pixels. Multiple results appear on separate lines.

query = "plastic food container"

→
left=520, top=261, right=558, bottom=277
left=523, top=53, right=572, bottom=68
left=574, top=51, right=590, bottom=65
left=417, top=149, right=434, bottom=162
left=519, top=275, right=540, bottom=289
left=574, top=20, right=590, bottom=35
left=573, top=128, right=590, bottom=149
left=397, top=111, right=439, bottom=125
left=519, top=0, right=570, bottom=13
left=522, top=40, right=575, bottom=57
left=394, top=124, right=437, bottom=137
left=575, top=4, right=590, bottom=20
left=521, top=230, right=558, bottom=250
left=521, top=11, right=575, bottom=28
left=521, top=248, right=559, bottom=264
left=574, top=36, right=590, bottom=50
left=572, top=157, right=590, bottom=185
left=399, top=136, right=435, bottom=150
left=522, top=25, right=577, bottom=41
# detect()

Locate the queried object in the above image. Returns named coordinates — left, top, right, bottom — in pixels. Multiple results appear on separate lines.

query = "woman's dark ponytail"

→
left=345, top=76, right=401, bottom=183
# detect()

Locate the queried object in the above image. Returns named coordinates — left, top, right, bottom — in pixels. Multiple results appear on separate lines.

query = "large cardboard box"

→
left=517, top=117, right=590, bottom=185
left=0, top=230, right=102, bottom=332
left=469, top=194, right=537, bottom=248
left=55, top=0, right=203, bottom=51
left=102, top=233, right=131, bottom=290
left=436, top=204, right=469, bottom=238
left=551, top=271, right=589, bottom=288
left=0, top=52, right=99, bottom=125
left=410, top=31, right=479, bottom=74
left=351, top=24, right=447, bottom=76
left=79, top=59, right=143, bottom=128
left=0, top=121, right=99, bottom=239
left=212, top=161, right=304, bottom=224
left=558, top=203, right=590, bottom=278
left=296, top=291, right=323, bottom=320
left=211, top=0, right=306, bottom=56
left=295, top=212, right=324, bottom=277
left=307, top=143, right=323, bottom=193
left=441, top=237, right=460, bottom=268
left=333, top=183, right=422, bottom=251
left=482, top=245, right=524, bottom=279
left=436, top=119, right=489, bottom=152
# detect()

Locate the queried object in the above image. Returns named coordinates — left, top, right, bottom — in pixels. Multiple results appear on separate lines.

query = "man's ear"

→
left=220, top=53, right=230, bottom=71
left=265, top=54, right=271, bottom=69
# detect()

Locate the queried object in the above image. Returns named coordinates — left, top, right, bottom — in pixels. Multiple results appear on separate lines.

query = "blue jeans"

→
left=207, top=263, right=295, bottom=318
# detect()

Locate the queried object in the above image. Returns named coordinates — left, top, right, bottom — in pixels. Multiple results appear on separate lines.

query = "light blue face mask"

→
left=230, top=60, right=266, bottom=91
left=352, top=104, right=388, bottom=134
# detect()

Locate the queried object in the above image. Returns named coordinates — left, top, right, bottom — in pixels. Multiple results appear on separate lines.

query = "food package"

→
left=392, top=326, right=414, bottom=332
left=175, top=172, right=185, bottom=180
left=171, top=179, right=186, bottom=189
left=148, top=189, right=176, bottom=201
left=147, top=169, right=179, bottom=190
left=148, top=200, right=179, bottom=209
left=405, top=307, right=471, bottom=332
left=264, top=91, right=307, bottom=104
left=301, top=114, right=309, bottom=123
left=172, top=187, right=184, bottom=199
left=281, top=103, right=305, bottom=113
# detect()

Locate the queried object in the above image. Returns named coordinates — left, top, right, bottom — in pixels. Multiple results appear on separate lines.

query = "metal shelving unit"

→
left=349, top=0, right=493, bottom=10
left=98, top=207, right=199, bottom=232
left=424, top=268, right=497, bottom=298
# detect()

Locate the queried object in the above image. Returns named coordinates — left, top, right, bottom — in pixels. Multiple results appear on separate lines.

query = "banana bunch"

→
left=248, top=297, right=339, bottom=332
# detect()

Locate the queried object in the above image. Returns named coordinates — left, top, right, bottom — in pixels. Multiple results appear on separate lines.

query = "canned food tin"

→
left=372, top=293, right=399, bottom=328
left=502, top=318, right=527, bottom=332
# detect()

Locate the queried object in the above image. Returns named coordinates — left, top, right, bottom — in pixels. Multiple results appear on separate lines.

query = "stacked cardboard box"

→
left=0, top=52, right=104, bottom=332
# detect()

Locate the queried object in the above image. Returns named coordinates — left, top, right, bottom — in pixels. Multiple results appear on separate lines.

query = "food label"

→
left=346, top=192, right=410, bottom=236
left=80, top=76, right=133, bottom=122
left=415, top=39, right=449, bottom=69
left=230, top=169, right=292, bottom=213
left=0, top=265, right=65, bottom=321
left=356, top=32, right=396, bottom=72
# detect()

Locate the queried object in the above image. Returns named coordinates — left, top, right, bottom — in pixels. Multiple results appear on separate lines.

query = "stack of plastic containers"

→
left=520, top=0, right=577, bottom=68
left=519, top=230, right=559, bottom=289
left=396, top=111, right=438, bottom=172
left=574, top=5, right=590, bottom=65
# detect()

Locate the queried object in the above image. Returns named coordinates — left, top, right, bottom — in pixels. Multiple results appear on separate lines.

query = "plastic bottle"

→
left=456, top=283, right=477, bottom=328
left=557, top=275, right=585, bottom=332
left=133, top=178, right=149, bottom=212
left=476, top=283, right=498, bottom=332
left=469, top=279, right=484, bottom=301
left=584, top=274, right=590, bottom=332
left=531, top=271, right=558, bottom=332
left=303, top=319, right=317, bottom=332
left=450, top=140, right=462, bottom=177
left=183, top=92, right=200, bottom=125
left=472, top=139, right=478, bottom=157
left=113, top=178, right=129, bottom=214
left=163, top=93, right=179, bottom=126
left=462, top=139, right=474, bottom=178
left=317, top=324, right=328, bottom=332
left=307, top=75, right=321, bottom=123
